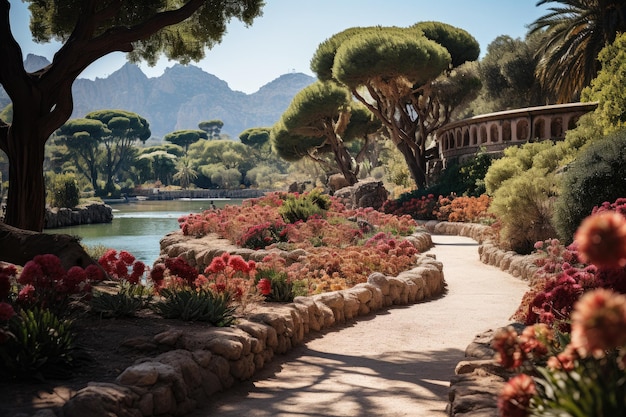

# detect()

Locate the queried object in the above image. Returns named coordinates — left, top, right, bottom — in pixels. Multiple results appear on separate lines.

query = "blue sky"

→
left=9, top=0, right=550, bottom=94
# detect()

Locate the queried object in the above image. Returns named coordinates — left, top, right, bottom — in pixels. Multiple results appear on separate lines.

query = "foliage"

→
left=311, top=22, right=480, bottom=189
left=580, top=32, right=626, bottom=136
left=255, top=268, right=306, bottom=303
left=49, top=172, right=80, bottom=208
left=0, top=308, right=76, bottom=381
left=151, top=288, right=236, bottom=326
left=198, top=120, right=224, bottom=140
left=271, top=81, right=380, bottom=185
left=499, top=207, right=626, bottom=416
left=553, top=130, right=626, bottom=243
left=164, top=129, right=208, bottom=152
left=529, top=0, right=626, bottom=103
left=90, top=283, right=152, bottom=318
left=237, top=220, right=289, bottom=250
left=489, top=169, right=559, bottom=254
left=279, top=189, right=331, bottom=223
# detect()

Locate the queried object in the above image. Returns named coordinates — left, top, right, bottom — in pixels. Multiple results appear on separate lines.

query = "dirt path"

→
left=190, top=234, right=529, bottom=417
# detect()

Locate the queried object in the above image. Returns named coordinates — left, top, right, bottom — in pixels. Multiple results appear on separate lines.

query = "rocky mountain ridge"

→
left=0, top=54, right=316, bottom=138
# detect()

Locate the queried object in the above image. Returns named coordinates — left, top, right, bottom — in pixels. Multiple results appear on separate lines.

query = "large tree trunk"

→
left=397, top=140, right=426, bottom=188
left=3, top=112, right=48, bottom=231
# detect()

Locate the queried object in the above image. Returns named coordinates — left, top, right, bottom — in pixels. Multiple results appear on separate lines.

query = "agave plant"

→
left=90, top=283, right=152, bottom=318
left=0, top=307, right=76, bottom=380
left=151, top=288, right=236, bottom=326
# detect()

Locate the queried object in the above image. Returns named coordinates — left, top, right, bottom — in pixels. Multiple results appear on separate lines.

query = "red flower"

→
left=17, top=284, right=35, bottom=302
left=206, top=257, right=227, bottom=274
left=129, top=261, right=146, bottom=284
left=119, top=251, right=136, bottom=264
left=85, top=264, right=104, bottom=282
left=0, top=302, right=15, bottom=321
left=257, top=278, right=271, bottom=296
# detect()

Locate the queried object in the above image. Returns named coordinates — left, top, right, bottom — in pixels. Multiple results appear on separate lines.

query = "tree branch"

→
left=0, top=0, right=30, bottom=104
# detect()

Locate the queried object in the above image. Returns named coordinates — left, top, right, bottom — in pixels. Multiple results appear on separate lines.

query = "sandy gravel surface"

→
left=190, top=234, right=529, bottom=417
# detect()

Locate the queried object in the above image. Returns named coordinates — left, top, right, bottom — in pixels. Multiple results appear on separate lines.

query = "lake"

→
left=47, top=199, right=242, bottom=266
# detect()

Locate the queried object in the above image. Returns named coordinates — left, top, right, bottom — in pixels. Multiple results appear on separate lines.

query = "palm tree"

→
left=529, top=0, right=626, bottom=103
left=173, top=157, right=198, bottom=190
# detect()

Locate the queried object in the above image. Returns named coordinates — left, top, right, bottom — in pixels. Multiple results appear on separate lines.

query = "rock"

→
left=62, top=383, right=140, bottom=417
left=45, top=202, right=113, bottom=229
left=0, top=221, right=98, bottom=270
left=333, top=178, right=389, bottom=210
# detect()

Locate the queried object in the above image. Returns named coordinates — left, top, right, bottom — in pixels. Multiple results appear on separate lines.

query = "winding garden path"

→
left=188, top=234, right=529, bottom=417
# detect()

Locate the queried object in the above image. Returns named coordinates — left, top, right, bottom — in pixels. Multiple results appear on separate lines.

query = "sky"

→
left=9, top=0, right=551, bottom=94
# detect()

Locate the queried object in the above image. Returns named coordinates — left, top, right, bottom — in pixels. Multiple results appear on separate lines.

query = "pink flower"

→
left=575, top=211, right=626, bottom=268
left=498, top=374, right=535, bottom=417
left=0, top=302, right=15, bottom=321
left=257, top=278, right=272, bottom=296
left=570, top=288, right=626, bottom=358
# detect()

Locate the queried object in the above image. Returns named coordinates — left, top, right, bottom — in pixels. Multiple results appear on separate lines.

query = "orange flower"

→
left=574, top=211, right=626, bottom=268
left=570, top=289, right=626, bottom=358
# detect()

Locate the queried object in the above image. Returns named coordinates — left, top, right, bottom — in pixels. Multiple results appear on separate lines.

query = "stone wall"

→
left=28, top=229, right=443, bottom=417
left=45, top=202, right=113, bottom=229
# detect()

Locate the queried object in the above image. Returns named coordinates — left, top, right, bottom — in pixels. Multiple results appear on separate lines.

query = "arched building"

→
left=434, top=102, right=598, bottom=168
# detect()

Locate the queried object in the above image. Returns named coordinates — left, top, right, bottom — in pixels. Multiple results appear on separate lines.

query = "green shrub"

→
left=489, top=169, right=559, bottom=254
left=90, top=283, right=151, bottom=318
left=49, top=173, right=80, bottom=208
left=255, top=269, right=307, bottom=302
left=83, top=243, right=110, bottom=261
left=279, top=189, right=331, bottom=223
left=553, top=129, right=626, bottom=242
left=151, top=288, right=236, bottom=326
left=0, top=308, right=76, bottom=381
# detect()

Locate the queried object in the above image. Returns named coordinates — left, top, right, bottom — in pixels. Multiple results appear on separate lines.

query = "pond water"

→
left=47, top=199, right=242, bottom=266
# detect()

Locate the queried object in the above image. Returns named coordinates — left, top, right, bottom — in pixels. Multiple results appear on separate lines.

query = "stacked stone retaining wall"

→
left=45, top=202, right=113, bottom=229
left=34, top=230, right=444, bottom=417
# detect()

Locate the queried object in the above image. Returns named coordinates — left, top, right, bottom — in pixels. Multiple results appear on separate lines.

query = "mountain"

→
left=1, top=55, right=316, bottom=138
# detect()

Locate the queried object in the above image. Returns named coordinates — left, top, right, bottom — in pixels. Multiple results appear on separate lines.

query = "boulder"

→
left=334, top=178, right=389, bottom=210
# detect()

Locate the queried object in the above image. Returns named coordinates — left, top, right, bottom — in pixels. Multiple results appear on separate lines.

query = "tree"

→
left=83, top=110, right=151, bottom=195
left=239, top=127, right=271, bottom=151
left=473, top=34, right=550, bottom=113
left=173, top=156, right=198, bottom=189
left=198, top=119, right=224, bottom=140
left=310, top=22, right=480, bottom=188
left=55, top=118, right=109, bottom=191
left=271, top=81, right=380, bottom=185
left=529, top=0, right=626, bottom=103
left=164, top=129, right=208, bottom=153
left=0, top=0, right=263, bottom=231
